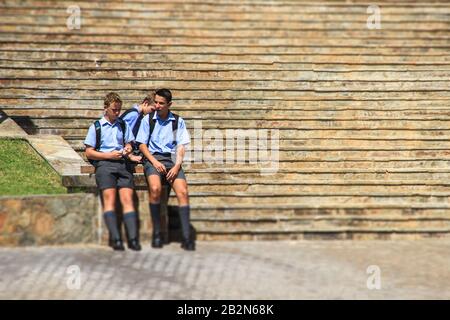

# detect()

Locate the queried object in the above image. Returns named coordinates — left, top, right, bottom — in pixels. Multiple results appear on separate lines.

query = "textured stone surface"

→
left=0, top=117, right=27, bottom=138
left=27, top=135, right=87, bottom=176
left=1, top=0, right=450, bottom=240
left=0, top=194, right=97, bottom=245
left=0, top=240, right=449, bottom=299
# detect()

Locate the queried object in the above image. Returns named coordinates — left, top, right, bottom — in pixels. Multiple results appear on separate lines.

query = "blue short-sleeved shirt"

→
left=136, top=111, right=190, bottom=154
left=121, top=104, right=141, bottom=131
left=84, top=116, right=135, bottom=153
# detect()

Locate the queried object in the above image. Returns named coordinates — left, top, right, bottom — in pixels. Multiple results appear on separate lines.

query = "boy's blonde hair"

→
left=104, top=92, right=122, bottom=108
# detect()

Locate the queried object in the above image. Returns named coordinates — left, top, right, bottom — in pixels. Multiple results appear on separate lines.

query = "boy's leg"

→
left=171, top=178, right=195, bottom=251
left=118, top=187, right=141, bottom=251
left=102, top=188, right=124, bottom=250
left=147, top=174, right=164, bottom=247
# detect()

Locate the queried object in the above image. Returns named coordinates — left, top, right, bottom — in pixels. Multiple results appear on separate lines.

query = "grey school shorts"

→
left=143, top=153, right=186, bottom=182
left=94, top=160, right=135, bottom=190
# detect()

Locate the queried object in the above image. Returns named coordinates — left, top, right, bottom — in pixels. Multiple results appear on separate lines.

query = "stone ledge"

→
left=0, top=114, right=87, bottom=179
left=0, top=112, right=28, bottom=138
left=0, top=194, right=98, bottom=246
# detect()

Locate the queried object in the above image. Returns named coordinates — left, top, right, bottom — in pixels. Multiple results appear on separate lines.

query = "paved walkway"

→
left=0, top=240, right=449, bottom=299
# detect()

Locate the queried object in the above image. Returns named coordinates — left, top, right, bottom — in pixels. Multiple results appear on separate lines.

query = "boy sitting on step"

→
left=84, top=92, right=141, bottom=251
left=120, top=93, right=156, bottom=163
left=136, top=88, right=195, bottom=251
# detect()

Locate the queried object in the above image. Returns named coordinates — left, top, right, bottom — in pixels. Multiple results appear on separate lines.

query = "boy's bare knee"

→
left=175, top=187, right=189, bottom=205
left=150, top=185, right=162, bottom=196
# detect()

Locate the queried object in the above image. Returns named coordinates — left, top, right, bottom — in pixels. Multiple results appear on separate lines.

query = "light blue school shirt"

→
left=84, top=116, right=135, bottom=152
left=135, top=111, right=190, bottom=154
left=121, top=104, right=141, bottom=132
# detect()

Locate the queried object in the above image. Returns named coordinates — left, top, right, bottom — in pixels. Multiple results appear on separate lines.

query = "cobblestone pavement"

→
left=0, top=240, right=449, bottom=299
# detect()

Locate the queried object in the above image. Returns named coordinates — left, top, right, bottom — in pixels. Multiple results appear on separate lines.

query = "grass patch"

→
left=0, top=138, right=67, bottom=195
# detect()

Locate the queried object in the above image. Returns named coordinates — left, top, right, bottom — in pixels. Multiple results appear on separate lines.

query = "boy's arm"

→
left=85, top=146, right=122, bottom=161
left=122, top=121, right=135, bottom=156
left=166, top=144, right=186, bottom=182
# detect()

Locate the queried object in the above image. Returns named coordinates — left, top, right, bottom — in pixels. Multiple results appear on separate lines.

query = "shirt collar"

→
left=99, top=116, right=120, bottom=126
left=153, top=111, right=175, bottom=122
left=132, top=104, right=140, bottom=112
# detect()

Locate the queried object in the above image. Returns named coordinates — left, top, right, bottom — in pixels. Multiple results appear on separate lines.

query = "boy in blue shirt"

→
left=136, top=88, right=195, bottom=251
left=120, top=93, right=156, bottom=163
left=84, top=92, right=141, bottom=251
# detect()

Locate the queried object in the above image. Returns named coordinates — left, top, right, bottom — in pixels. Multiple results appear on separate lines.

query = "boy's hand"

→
left=110, top=150, right=123, bottom=160
left=128, top=154, right=143, bottom=163
left=166, top=165, right=180, bottom=183
left=123, top=144, right=132, bottom=155
left=152, top=160, right=167, bottom=174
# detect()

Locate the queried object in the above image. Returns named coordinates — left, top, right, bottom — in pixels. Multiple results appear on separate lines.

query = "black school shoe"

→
left=110, top=239, right=125, bottom=251
left=128, top=238, right=142, bottom=251
left=151, top=233, right=163, bottom=248
left=181, top=239, right=195, bottom=251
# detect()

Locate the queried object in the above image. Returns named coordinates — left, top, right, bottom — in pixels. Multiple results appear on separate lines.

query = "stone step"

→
left=63, top=173, right=450, bottom=188
left=72, top=159, right=450, bottom=171
left=2, top=5, right=450, bottom=19
left=181, top=207, right=450, bottom=219
left=79, top=164, right=450, bottom=175
left=191, top=218, right=450, bottom=233
left=4, top=25, right=450, bottom=39
left=180, top=184, right=450, bottom=195
left=3, top=43, right=450, bottom=55
left=69, top=139, right=450, bottom=154
left=65, top=130, right=450, bottom=144
left=72, top=149, right=450, bottom=163
left=2, top=19, right=450, bottom=32
left=3, top=62, right=447, bottom=72
left=2, top=1, right=450, bottom=13
left=3, top=76, right=450, bottom=91
left=2, top=52, right=449, bottom=65
left=3, top=67, right=450, bottom=81
left=10, top=108, right=450, bottom=120
left=4, top=89, right=449, bottom=101
left=69, top=139, right=450, bottom=153
left=72, top=167, right=450, bottom=182
left=164, top=194, right=450, bottom=208
left=194, top=230, right=450, bottom=240
left=2, top=98, right=449, bottom=111
left=169, top=171, right=450, bottom=181
left=174, top=186, right=450, bottom=197
left=180, top=160, right=450, bottom=169
left=8, top=109, right=450, bottom=123
left=2, top=33, right=449, bottom=47
left=193, top=226, right=450, bottom=240
left=22, top=118, right=450, bottom=130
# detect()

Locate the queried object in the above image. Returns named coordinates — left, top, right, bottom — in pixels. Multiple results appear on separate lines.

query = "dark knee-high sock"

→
left=149, top=203, right=161, bottom=235
left=103, top=211, right=120, bottom=240
left=179, top=205, right=191, bottom=240
left=123, top=211, right=138, bottom=240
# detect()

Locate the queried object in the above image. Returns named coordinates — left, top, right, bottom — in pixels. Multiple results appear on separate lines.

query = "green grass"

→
left=0, top=138, right=67, bottom=196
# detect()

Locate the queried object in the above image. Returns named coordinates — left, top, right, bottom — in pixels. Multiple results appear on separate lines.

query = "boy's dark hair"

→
left=104, top=92, right=122, bottom=108
left=155, top=88, right=172, bottom=103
